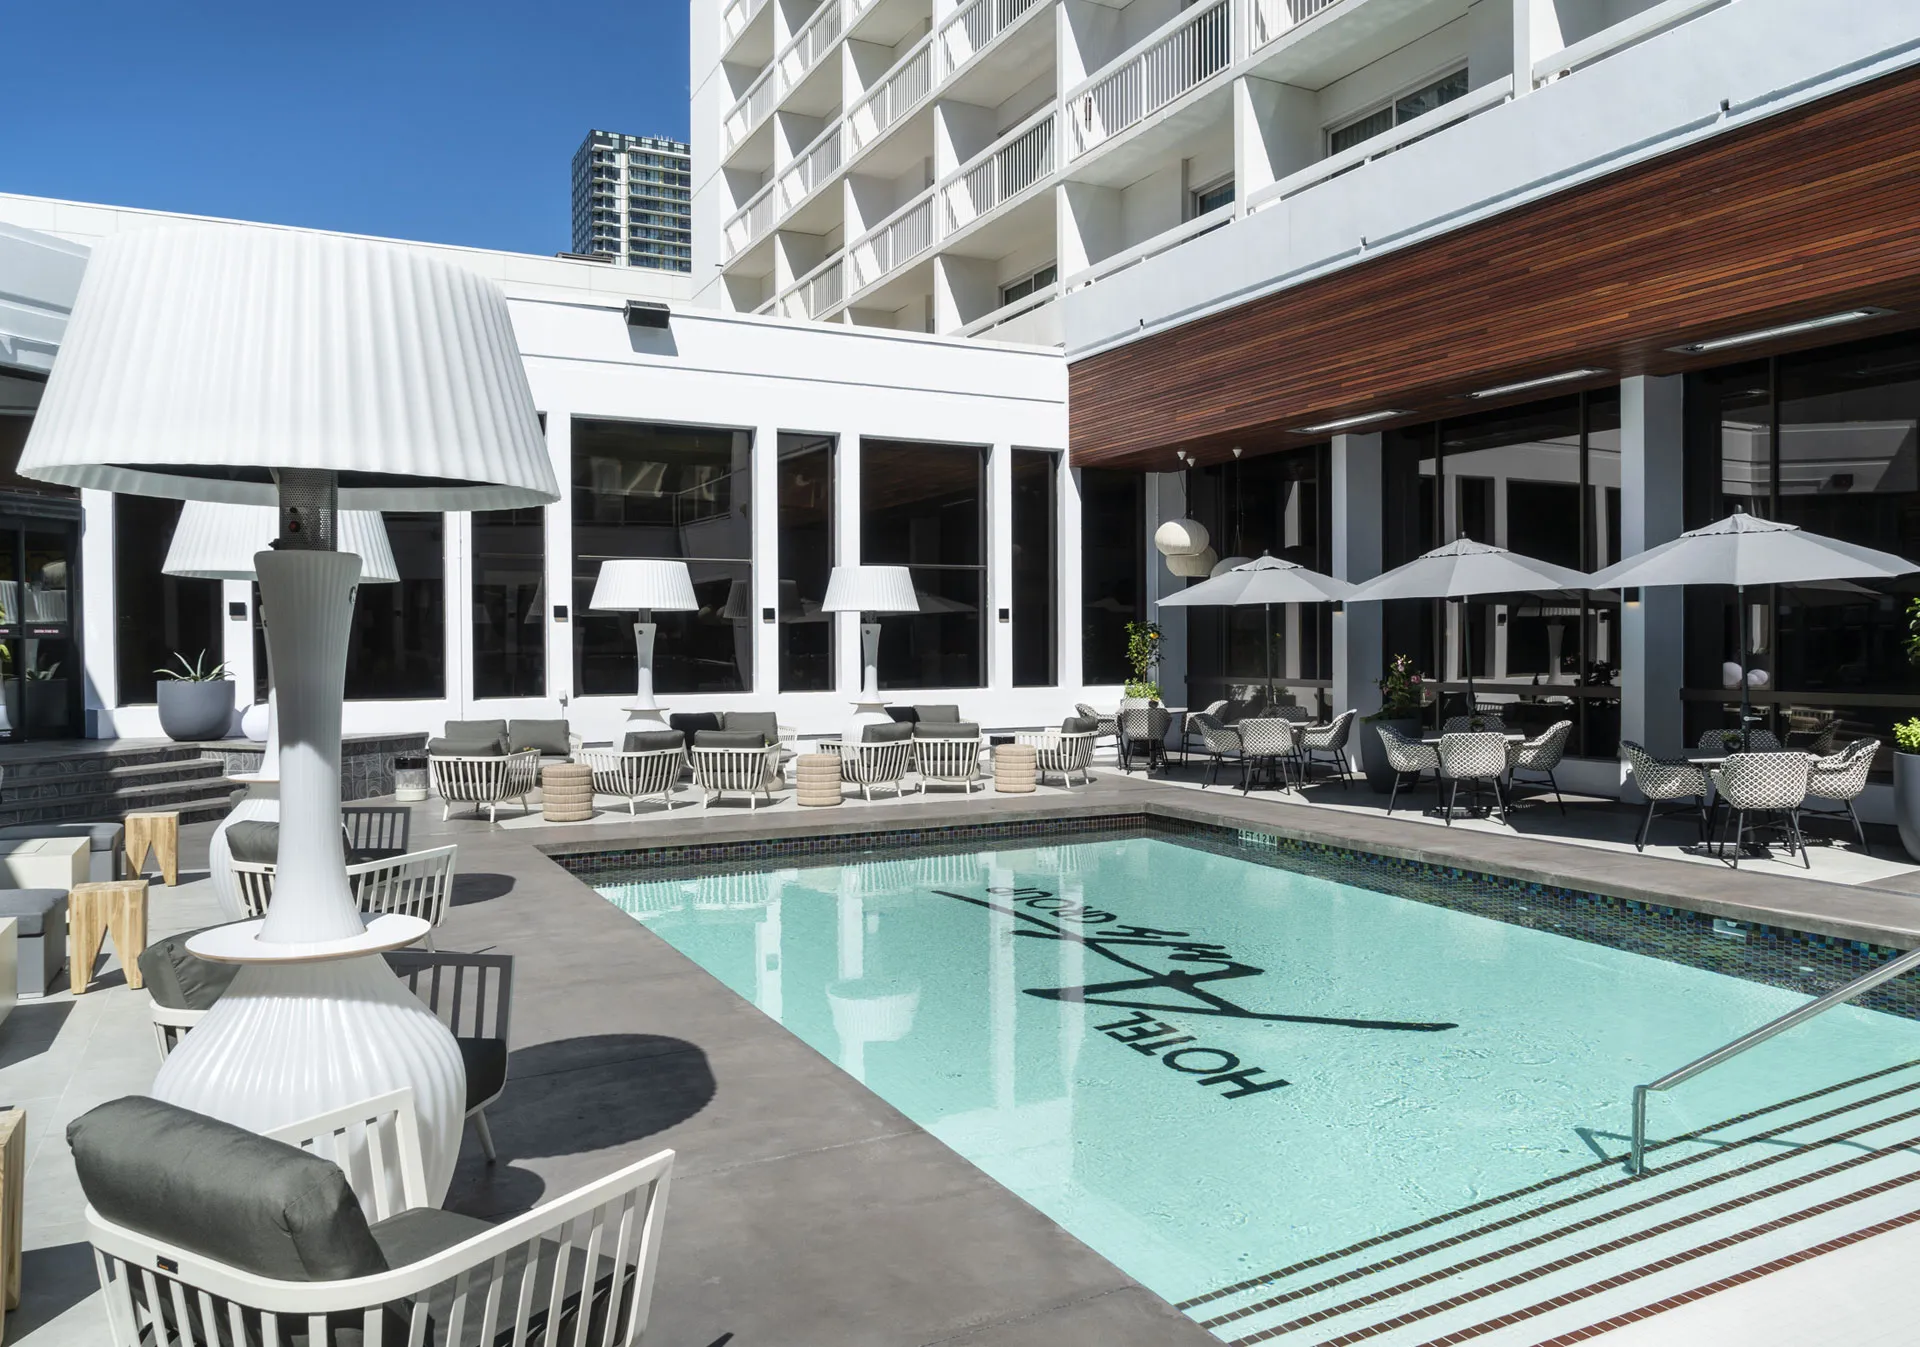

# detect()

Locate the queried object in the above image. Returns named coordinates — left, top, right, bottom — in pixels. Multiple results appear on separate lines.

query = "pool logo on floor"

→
left=934, top=885, right=1459, bottom=1102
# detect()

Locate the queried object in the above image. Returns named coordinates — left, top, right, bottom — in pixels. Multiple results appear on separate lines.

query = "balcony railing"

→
left=778, top=0, right=846, bottom=90
left=938, top=0, right=1042, bottom=77
left=724, top=180, right=780, bottom=258
left=1069, top=0, right=1231, bottom=158
left=1250, top=0, right=1341, bottom=45
left=777, top=256, right=847, bottom=320
left=722, top=0, right=770, bottom=44
left=724, top=63, right=780, bottom=153
left=849, top=35, right=933, bottom=154
left=777, top=120, right=847, bottom=216
left=940, top=108, right=1057, bottom=234
left=849, top=192, right=935, bottom=291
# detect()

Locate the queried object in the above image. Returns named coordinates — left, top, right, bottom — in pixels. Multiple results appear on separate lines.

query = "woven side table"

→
left=542, top=763, right=596, bottom=823
left=796, top=753, right=844, bottom=807
left=993, top=743, right=1038, bottom=794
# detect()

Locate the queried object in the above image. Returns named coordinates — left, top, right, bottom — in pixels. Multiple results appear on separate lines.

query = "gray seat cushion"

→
left=459, top=1037, right=509, bottom=1110
left=69, top=1096, right=389, bottom=1282
left=0, top=889, right=69, bottom=936
left=669, top=712, right=721, bottom=737
left=225, top=819, right=279, bottom=865
left=694, top=729, right=768, bottom=749
left=913, top=721, right=979, bottom=739
left=1061, top=716, right=1100, bottom=735
left=720, top=711, right=781, bottom=745
left=509, top=719, right=572, bottom=756
left=622, top=729, right=685, bottom=753
left=0, top=821, right=123, bottom=854
left=443, top=719, right=509, bottom=752
left=428, top=736, right=504, bottom=757
left=367, top=1206, right=493, bottom=1269
left=914, top=705, right=961, bottom=722
left=862, top=721, right=914, bottom=743
left=138, top=927, right=242, bottom=1011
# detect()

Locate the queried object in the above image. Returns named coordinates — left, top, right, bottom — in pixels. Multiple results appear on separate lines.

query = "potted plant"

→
left=155, top=650, right=236, bottom=742
left=1123, top=620, right=1163, bottom=705
left=1360, top=654, right=1427, bottom=792
left=1894, top=717, right=1920, bottom=862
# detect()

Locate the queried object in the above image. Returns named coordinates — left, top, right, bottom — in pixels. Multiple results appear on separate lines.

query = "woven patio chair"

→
left=1710, top=751, right=1812, bottom=870
left=1508, top=719, right=1573, bottom=814
left=1620, top=741, right=1711, bottom=852
left=1438, top=731, right=1511, bottom=825
left=1375, top=724, right=1440, bottom=815
left=1237, top=717, right=1299, bottom=794
left=1299, top=709, right=1357, bottom=787
left=1805, top=737, right=1878, bottom=854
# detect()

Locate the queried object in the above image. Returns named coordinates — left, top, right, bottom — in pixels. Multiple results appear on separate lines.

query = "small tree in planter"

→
left=1893, top=717, right=1920, bottom=861
left=1359, top=654, right=1428, bottom=792
left=1123, top=620, right=1163, bottom=703
left=155, top=650, right=236, bottom=742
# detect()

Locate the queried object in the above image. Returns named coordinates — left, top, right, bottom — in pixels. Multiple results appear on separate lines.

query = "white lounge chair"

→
left=230, top=844, right=459, bottom=949
left=583, top=744, right=687, bottom=814
left=837, top=738, right=915, bottom=800
left=691, top=742, right=784, bottom=810
left=428, top=748, right=540, bottom=822
left=1017, top=729, right=1096, bottom=787
left=914, top=728, right=985, bottom=794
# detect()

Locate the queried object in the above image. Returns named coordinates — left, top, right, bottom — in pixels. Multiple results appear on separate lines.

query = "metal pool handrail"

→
left=1628, top=943, right=1920, bottom=1174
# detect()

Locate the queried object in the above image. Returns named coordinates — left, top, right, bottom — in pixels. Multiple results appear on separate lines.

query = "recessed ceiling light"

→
left=1667, top=308, right=1892, bottom=355
left=1460, top=368, right=1609, bottom=400
left=1292, top=410, right=1407, bottom=434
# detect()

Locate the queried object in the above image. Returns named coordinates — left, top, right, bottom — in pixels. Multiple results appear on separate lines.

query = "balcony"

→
left=775, top=255, right=848, bottom=320
left=849, top=191, right=935, bottom=292
left=940, top=108, right=1056, bottom=236
left=724, top=63, right=780, bottom=155
left=724, top=179, right=780, bottom=259
left=777, top=0, right=846, bottom=94
left=938, top=0, right=1042, bottom=77
left=848, top=34, right=933, bottom=157
left=1248, top=0, right=1342, bottom=47
left=1068, top=0, right=1231, bottom=159
left=776, top=120, right=848, bottom=221
left=721, top=0, right=772, bottom=46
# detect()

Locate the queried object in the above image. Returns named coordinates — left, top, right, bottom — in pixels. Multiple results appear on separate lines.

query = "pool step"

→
left=1188, top=1060, right=1920, bottom=1346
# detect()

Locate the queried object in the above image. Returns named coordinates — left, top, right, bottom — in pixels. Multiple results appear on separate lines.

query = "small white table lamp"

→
left=21, top=225, right=559, bottom=1206
left=165, top=501, right=398, bottom=922
left=589, top=558, right=698, bottom=725
left=822, top=564, right=918, bottom=734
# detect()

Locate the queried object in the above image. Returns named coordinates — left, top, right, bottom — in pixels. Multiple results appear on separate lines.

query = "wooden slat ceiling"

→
left=1069, top=64, right=1920, bottom=471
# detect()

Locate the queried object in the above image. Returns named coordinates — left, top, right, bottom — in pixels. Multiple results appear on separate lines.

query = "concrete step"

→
left=0, top=757, right=228, bottom=804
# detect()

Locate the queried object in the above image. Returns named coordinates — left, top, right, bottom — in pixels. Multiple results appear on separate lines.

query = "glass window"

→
left=345, top=512, right=445, bottom=700
left=1191, top=178, right=1235, bottom=217
left=114, top=496, right=222, bottom=706
left=472, top=508, right=546, bottom=700
left=1328, top=68, right=1467, bottom=156
left=1012, top=450, right=1057, bottom=687
left=573, top=417, right=753, bottom=696
left=1080, top=468, right=1144, bottom=685
left=861, top=440, right=985, bottom=689
left=1184, top=447, right=1332, bottom=715
left=779, top=433, right=834, bottom=692
left=1000, top=263, right=1057, bottom=308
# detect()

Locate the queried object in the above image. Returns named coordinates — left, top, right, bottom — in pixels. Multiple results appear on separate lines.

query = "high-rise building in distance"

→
left=570, top=130, right=692, bottom=273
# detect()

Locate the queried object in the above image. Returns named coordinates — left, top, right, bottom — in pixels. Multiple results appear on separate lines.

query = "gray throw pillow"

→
left=913, top=720, right=979, bottom=739
left=135, top=928, right=241, bottom=1011
left=694, top=729, right=768, bottom=749
left=914, top=705, right=961, bottom=722
left=1061, top=716, right=1099, bottom=735
left=69, top=1097, right=389, bottom=1283
left=623, top=729, right=686, bottom=753
left=720, top=711, right=780, bottom=745
left=509, top=719, right=572, bottom=756
left=443, top=719, right=509, bottom=751
left=862, top=721, right=914, bottom=743
left=428, top=736, right=505, bottom=756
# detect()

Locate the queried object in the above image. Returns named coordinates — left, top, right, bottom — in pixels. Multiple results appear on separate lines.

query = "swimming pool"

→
left=590, top=828, right=1920, bottom=1316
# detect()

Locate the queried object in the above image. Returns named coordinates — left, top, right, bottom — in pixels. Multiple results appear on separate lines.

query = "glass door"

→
left=0, top=518, right=80, bottom=741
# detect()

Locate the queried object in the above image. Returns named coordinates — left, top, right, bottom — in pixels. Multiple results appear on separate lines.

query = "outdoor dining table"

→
left=1421, top=732, right=1525, bottom=745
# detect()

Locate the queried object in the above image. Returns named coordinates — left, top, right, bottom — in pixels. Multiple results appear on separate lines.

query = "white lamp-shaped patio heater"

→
left=165, top=501, right=398, bottom=922
left=21, top=226, right=559, bottom=1204
left=589, top=558, right=698, bottom=725
left=822, top=564, right=918, bottom=734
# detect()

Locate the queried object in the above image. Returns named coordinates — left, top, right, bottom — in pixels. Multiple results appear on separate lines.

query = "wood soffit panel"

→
left=1068, top=64, right=1920, bottom=472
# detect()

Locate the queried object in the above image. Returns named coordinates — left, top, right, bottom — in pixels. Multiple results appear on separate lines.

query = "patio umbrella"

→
left=1589, top=507, right=1920, bottom=748
left=1155, top=553, right=1353, bottom=710
left=1344, top=537, right=1594, bottom=709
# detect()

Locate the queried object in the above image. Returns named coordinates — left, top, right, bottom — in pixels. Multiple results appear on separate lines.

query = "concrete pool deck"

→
left=8, top=766, right=1920, bottom=1345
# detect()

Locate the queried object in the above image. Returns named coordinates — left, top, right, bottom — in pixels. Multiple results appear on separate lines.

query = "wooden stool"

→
left=795, top=753, right=843, bottom=807
left=993, top=743, right=1038, bottom=794
left=123, top=810, right=180, bottom=887
left=0, top=1108, right=22, bottom=1320
left=542, top=763, right=596, bottom=823
left=69, top=879, right=149, bottom=995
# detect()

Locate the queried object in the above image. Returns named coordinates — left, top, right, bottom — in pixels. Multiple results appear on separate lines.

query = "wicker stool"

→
left=795, top=753, right=844, bottom=807
left=542, top=763, right=596, bottom=823
left=994, top=743, right=1038, bottom=794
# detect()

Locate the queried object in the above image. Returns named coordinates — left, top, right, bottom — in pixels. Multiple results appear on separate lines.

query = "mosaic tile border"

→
left=553, top=812, right=1920, bottom=1020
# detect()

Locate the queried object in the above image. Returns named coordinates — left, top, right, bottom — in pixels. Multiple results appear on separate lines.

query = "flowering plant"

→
left=1371, top=654, right=1426, bottom=720
left=1124, top=620, right=1163, bottom=702
left=1894, top=717, right=1920, bottom=754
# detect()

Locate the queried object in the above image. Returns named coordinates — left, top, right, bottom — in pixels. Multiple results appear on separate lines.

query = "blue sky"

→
left=3, top=1, right=691, bottom=256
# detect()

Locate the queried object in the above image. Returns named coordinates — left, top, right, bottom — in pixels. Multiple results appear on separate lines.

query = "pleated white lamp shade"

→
left=20, top=226, right=559, bottom=511
left=590, top=558, right=699, bottom=612
left=164, top=501, right=400, bottom=583
left=821, top=565, right=919, bottom=614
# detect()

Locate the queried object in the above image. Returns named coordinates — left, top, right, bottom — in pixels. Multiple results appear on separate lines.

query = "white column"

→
left=80, top=488, right=117, bottom=734
left=222, top=578, right=256, bottom=717
left=1620, top=375, right=1686, bottom=782
left=753, top=424, right=782, bottom=695
left=835, top=430, right=865, bottom=698
left=1332, top=433, right=1384, bottom=745
left=443, top=510, right=473, bottom=719
left=545, top=413, right=576, bottom=713
left=988, top=443, right=1015, bottom=693
left=1060, top=457, right=1084, bottom=694
left=1146, top=472, right=1187, bottom=704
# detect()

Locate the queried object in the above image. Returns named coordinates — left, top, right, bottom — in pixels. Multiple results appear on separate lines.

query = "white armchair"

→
left=584, top=745, right=686, bottom=815
left=914, top=733, right=985, bottom=794
left=691, top=742, right=784, bottom=810
left=79, top=1089, right=674, bottom=1347
left=428, top=748, right=540, bottom=822
left=229, top=844, right=459, bottom=949
left=837, top=739, right=915, bottom=801
left=1016, top=730, right=1096, bottom=788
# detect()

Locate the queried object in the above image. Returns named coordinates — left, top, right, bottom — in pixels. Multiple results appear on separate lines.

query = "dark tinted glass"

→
left=1011, top=450, right=1057, bottom=687
left=862, top=440, right=985, bottom=689
left=472, top=508, right=546, bottom=699
left=345, top=512, right=444, bottom=700
left=572, top=417, right=753, bottom=696
left=114, top=496, right=222, bottom=705
left=779, top=434, right=834, bottom=692
left=1079, top=468, right=1143, bottom=686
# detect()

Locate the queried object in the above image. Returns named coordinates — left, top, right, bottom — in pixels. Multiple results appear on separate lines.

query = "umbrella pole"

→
left=1738, top=583, right=1752, bottom=752
left=1265, top=603, right=1275, bottom=712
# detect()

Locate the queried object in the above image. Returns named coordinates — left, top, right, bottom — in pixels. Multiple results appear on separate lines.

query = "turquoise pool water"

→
left=593, top=835, right=1920, bottom=1307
